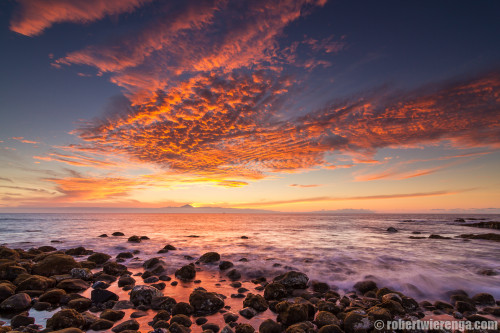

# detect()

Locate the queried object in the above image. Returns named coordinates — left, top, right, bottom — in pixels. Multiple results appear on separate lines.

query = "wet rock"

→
left=153, top=321, right=171, bottom=330
left=103, top=261, right=129, bottom=276
left=39, top=288, right=66, bottom=304
left=144, top=276, right=160, bottom=283
left=401, top=296, right=419, bottom=312
left=66, top=297, right=91, bottom=312
left=10, top=314, right=35, bottom=328
left=159, top=275, right=171, bottom=281
left=51, top=329, right=85, bottom=333
left=243, top=293, right=268, bottom=312
left=0, top=262, right=27, bottom=281
left=472, top=293, right=495, bottom=305
left=98, top=309, right=124, bottom=322
left=0, top=282, right=15, bottom=302
left=141, top=236, right=150, bottom=240
left=202, top=323, right=220, bottom=333
left=98, top=234, right=108, bottom=238
left=316, top=300, right=340, bottom=314
left=221, top=325, right=234, bottom=333
left=353, top=280, right=377, bottom=294
left=273, top=271, right=309, bottom=289
left=199, top=252, right=221, bottom=263
left=87, top=252, right=111, bottom=265
left=91, top=289, right=119, bottom=304
left=151, top=296, right=177, bottom=311
left=311, top=281, right=330, bottom=293
left=219, top=261, right=234, bottom=270
left=39, top=245, right=58, bottom=252
left=92, top=281, right=110, bottom=290
left=275, top=301, right=309, bottom=326
left=227, top=269, right=241, bottom=281
left=57, top=279, right=90, bottom=292
left=171, top=314, right=192, bottom=327
left=429, top=234, right=451, bottom=239
left=0, top=293, right=31, bottom=312
left=112, top=232, right=125, bottom=236
left=235, top=323, right=255, bottom=333
left=33, top=301, right=51, bottom=311
left=112, top=300, right=133, bottom=310
left=0, top=246, right=20, bottom=260
left=127, top=236, right=141, bottom=243
left=343, top=312, right=372, bottom=333
left=285, top=322, right=315, bottom=333
left=196, top=317, right=208, bottom=325
left=17, top=275, right=55, bottom=291
left=172, top=302, right=194, bottom=316
left=65, top=247, right=91, bottom=256
left=386, top=227, right=398, bottom=233
left=130, top=310, right=148, bottom=318
left=315, top=311, right=338, bottom=328
left=318, top=324, right=344, bottom=333
left=90, top=319, right=114, bottom=331
left=455, top=300, right=476, bottom=313
left=118, top=276, right=136, bottom=287
left=459, top=233, right=500, bottom=242
left=434, top=300, right=454, bottom=310
left=70, top=268, right=93, bottom=281
left=189, top=289, right=225, bottom=315
left=264, top=282, right=288, bottom=301
left=117, top=252, right=134, bottom=259
left=47, top=309, right=85, bottom=330
left=381, top=293, right=402, bottom=303
left=111, top=319, right=140, bottom=332
left=239, top=307, right=257, bottom=319
left=223, top=312, right=239, bottom=323
left=169, top=322, right=191, bottom=333
left=32, top=254, right=80, bottom=276
left=80, top=260, right=97, bottom=269
left=175, top=263, right=196, bottom=281
left=259, top=319, right=281, bottom=333
left=130, top=285, right=163, bottom=306
left=367, top=306, right=391, bottom=322
left=455, top=218, right=466, bottom=222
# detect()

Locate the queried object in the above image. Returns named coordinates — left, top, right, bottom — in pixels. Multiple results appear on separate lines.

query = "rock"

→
left=0, top=246, right=20, bottom=260
left=315, top=311, right=338, bottom=328
left=472, top=293, right=495, bottom=305
left=47, top=309, right=85, bottom=330
left=127, top=236, right=141, bottom=243
left=117, top=252, right=134, bottom=259
left=0, top=262, right=27, bottom=280
left=459, top=233, right=500, bottom=242
left=382, top=293, right=402, bottom=303
left=112, top=232, right=125, bottom=236
left=353, top=280, right=377, bottom=294
left=199, top=252, right=220, bottom=263
left=91, top=289, right=119, bottom=304
left=273, top=271, right=309, bottom=289
left=202, top=323, right=220, bottom=333
left=171, top=314, right=192, bottom=327
left=259, top=319, right=281, bottom=333
left=87, top=252, right=111, bottom=265
left=32, top=254, right=80, bottom=276
left=70, top=268, right=93, bottom=281
left=386, top=227, right=398, bottom=233
left=111, top=319, right=140, bottom=332
left=275, top=301, right=309, bottom=326
left=264, top=282, right=288, bottom=300
left=92, top=281, right=110, bottom=289
left=112, top=300, right=134, bottom=310
left=0, top=283, right=15, bottom=302
left=227, top=269, right=241, bottom=281
left=65, top=247, right=90, bottom=256
left=455, top=218, right=466, bottom=222
left=130, top=285, right=163, bottom=306
left=221, top=325, right=234, bottom=333
left=455, top=300, right=476, bottom=313
left=39, top=288, right=66, bottom=304
left=17, top=275, right=55, bottom=291
left=153, top=310, right=171, bottom=323
left=401, top=296, right=419, bottom=312
left=429, top=234, right=451, bottom=239
left=311, top=281, right=330, bottom=293
left=100, top=309, right=125, bottom=321
left=175, top=263, right=196, bottom=281
left=0, top=293, right=31, bottom=312
left=130, top=310, right=148, bottom=318
left=172, top=302, right=194, bottom=316
left=57, top=279, right=90, bottom=292
left=235, top=323, right=255, bottom=333
left=343, top=312, right=372, bottom=333
left=103, top=261, right=128, bottom=276
left=90, top=319, right=114, bottom=331
left=239, top=307, right=257, bottom=319
left=317, top=300, right=340, bottom=314
left=80, top=260, right=97, bottom=269
left=144, top=276, right=160, bottom=283
left=434, top=300, right=454, bottom=310
left=118, top=276, right=136, bottom=287
left=367, top=306, right=391, bottom=322
left=39, top=245, right=58, bottom=252
left=243, top=293, right=268, bottom=312
left=169, top=322, right=191, bottom=333
left=10, top=314, right=35, bottom=328
left=223, top=312, right=239, bottom=323
left=153, top=321, right=171, bottom=330
left=189, top=289, right=225, bottom=315
left=195, top=317, right=208, bottom=325
left=219, top=261, right=234, bottom=270
left=318, top=324, right=344, bottom=333
left=151, top=296, right=177, bottom=311
left=285, top=322, right=315, bottom=333
left=98, top=234, right=108, bottom=238
left=67, top=298, right=92, bottom=312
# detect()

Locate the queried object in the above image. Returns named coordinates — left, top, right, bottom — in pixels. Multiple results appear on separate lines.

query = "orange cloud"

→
left=290, top=184, right=322, bottom=188
left=12, top=137, right=39, bottom=144
left=10, top=0, right=153, bottom=36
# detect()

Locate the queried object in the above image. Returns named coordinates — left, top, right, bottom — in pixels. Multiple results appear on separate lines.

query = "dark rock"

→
left=33, top=301, right=51, bottom=311
left=159, top=275, right=171, bottom=281
left=57, top=279, right=90, bottom=292
left=70, top=268, right=93, bottom=281
left=17, top=275, right=55, bottom=291
left=243, top=293, right=268, bottom=312
left=259, top=319, right=281, bottom=333
left=33, top=253, right=81, bottom=276
left=0, top=293, right=31, bottom=312
left=367, top=306, right=391, bottom=322
left=127, top=236, right=141, bottom=243
left=171, top=314, right=192, bottom=327
left=219, top=261, right=234, bottom=271
left=464, top=221, right=500, bottom=230
left=98, top=234, right=108, bottom=238
left=91, top=289, right=119, bottom=304
left=230, top=282, right=242, bottom=288
left=175, top=263, right=196, bottom=281
left=472, top=293, right=495, bottom=305
left=153, top=320, right=171, bottom=330
left=429, top=234, right=451, bottom=239
left=273, top=271, right=309, bottom=289
left=434, top=300, right=454, bottom=310
left=264, top=282, right=288, bottom=300
left=46, top=309, right=85, bottom=330
left=130, top=310, right=148, bottom=318
left=386, top=227, right=398, bottom=233
left=67, top=298, right=92, bottom=312
left=130, top=285, right=163, bottom=306
left=459, top=233, right=500, bottom=242
left=100, top=309, right=125, bottom=322
left=455, top=218, right=466, bottom=222
left=171, top=281, right=178, bottom=286
left=152, top=282, right=166, bottom=290
left=112, top=232, right=125, bottom=236
left=285, top=322, right=315, bottom=333
left=39, top=288, right=66, bottom=304
left=87, top=252, right=111, bottom=265
left=172, top=302, right=194, bottom=316
left=0, top=262, right=27, bottom=281
left=112, top=300, right=134, bottom=310
left=80, top=260, right=97, bottom=269
left=343, top=312, right=372, bottom=333
left=227, top=269, right=241, bottom=281
left=318, top=324, right=344, bottom=333
left=39, top=245, right=58, bottom=252
left=92, top=281, right=110, bottom=289
left=140, top=236, right=150, bottom=240
left=151, top=296, right=177, bottom=311
left=0, top=282, right=15, bottom=302
left=353, top=280, right=377, bottom=294
left=117, top=252, right=134, bottom=259
left=103, top=261, right=128, bottom=276
left=11, top=314, right=35, bottom=328
left=189, top=289, right=225, bottom=315
left=144, top=276, right=160, bottom=283
left=111, top=319, right=140, bottom=332
left=65, top=247, right=91, bottom=256
left=0, top=246, right=20, bottom=260
left=50, top=329, right=85, bottom=333
left=239, top=307, right=257, bottom=319
left=223, top=312, right=239, bottom=323
left=196, top=317, right=208, bottom=325
left=275, top=301, right=309, bottom=326
left=456, top=300, right=476, bottom=313
left=202, top=323, right=220, bottom=333
left=169, top=322, right=191, bottom=333
left=315, top=311, right=338, bottom=328
left=199, top=252, right=221, bottom=263
left=235, top=323, right=255, bottom=333
left=90, top=319, right=114, bottom=331
left=311, top=281, right=329, bottom=293
left=118, top=276, right=136, bottom=287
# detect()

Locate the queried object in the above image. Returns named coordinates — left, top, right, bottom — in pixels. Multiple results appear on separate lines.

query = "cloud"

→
left=290, top=184, right=322, bottom=188
left=10, top=0, right=153, bottom=36
left=11, top=137, right=39, bottom=144
left=0, top=177, right=13, bottom=183
left=236, top=189, right=473, bottom=207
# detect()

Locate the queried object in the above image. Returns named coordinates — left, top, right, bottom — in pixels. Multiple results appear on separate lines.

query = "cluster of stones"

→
left=1, top=241, right=499, bottom=333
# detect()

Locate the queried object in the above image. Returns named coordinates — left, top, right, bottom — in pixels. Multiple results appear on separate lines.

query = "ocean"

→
left=1, top=213, right=499, bottom=301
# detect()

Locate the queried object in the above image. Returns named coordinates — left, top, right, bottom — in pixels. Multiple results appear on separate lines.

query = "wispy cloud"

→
left=11, top=137, right=39, bottom=144
left=10, top=0, right=154, bottom=36
left=0, top=177, right=13, bottom=183
left=290, top=184, right=322, bottom=188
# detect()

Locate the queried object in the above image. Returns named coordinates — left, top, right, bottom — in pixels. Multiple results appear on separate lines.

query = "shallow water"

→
left=1, top=213, right=499, bottom=301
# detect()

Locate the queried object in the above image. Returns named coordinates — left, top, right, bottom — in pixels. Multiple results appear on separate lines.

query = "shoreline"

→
left=1, top=239, right=499, bottom=333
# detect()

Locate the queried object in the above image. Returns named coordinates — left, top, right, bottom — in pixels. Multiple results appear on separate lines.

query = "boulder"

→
left=103, top=261, right=128, bottom=276
left=0, top=282, right=15, bottom=302
left=111, top=319, right=139, bottom=332
left=57, top=279, right=90, bottom=292
left=0, top=246, right=19, bottom=260
left=46, top=309, right=85, bottom=330
left=151, top=296, right=177, bottom=311
left=171, top=314, right=192, bottom=327
left=273, top=271, right=309, bottom=289
left=17, top=275, right=55, bottom=291
left=472, top=293, right=495, bottom=305
left=175, top=263, right=196, bottom=281
left=275, top=301, right=309, bottom=326
left=0, top=293, right=31, bottom=312
left=199, top=252, right=220, bottom=263
left=259, top=319, right=282, bottom=333
left=189, top=289, right=225, bottom=315
left=32, top=254, right=80, bottom=276
left=172, top=302, right=194, bottom=316
left=67, top=297, right=92, bottom=312
left=90, top=319, right=115, bottom=331
left=219, top=261, right=234, bottom=271
left=243, top=293, right=268, bottom=312
left=100, top=309, right=125, bottom=322
left=39, top=288, right=66, bottom=304
left=227, top=269, right=241, bottom=281
left=130, top=285, right=163, bottom=306
left=235, top=323, right=255, bottom=333
left=127, top=236, right=141, bottom=243
left=91, top=289, right=119, bottom=304
left=315, top=311, right=338, bottom=328
left=353, top=280, right=378, bottom=294
left=70, top=268, right=93, bottom=281
left=10, top=313, right=35, bottom=328
left=264, top=282, right=288, bottom=300
left=239, top=307, right=257, bottom=319
left=343, top=312, right=372, bottom=333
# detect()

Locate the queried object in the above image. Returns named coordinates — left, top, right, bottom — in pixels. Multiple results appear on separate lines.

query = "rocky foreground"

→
left=0, top=237, right=499, bottom=333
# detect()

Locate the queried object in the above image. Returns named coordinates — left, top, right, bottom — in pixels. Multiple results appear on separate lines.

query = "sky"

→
left=0, top=0, right=499, bottom=213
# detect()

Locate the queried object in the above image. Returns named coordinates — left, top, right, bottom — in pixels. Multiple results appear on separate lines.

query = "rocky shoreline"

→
left=1, top=234, right=499, bottom=333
